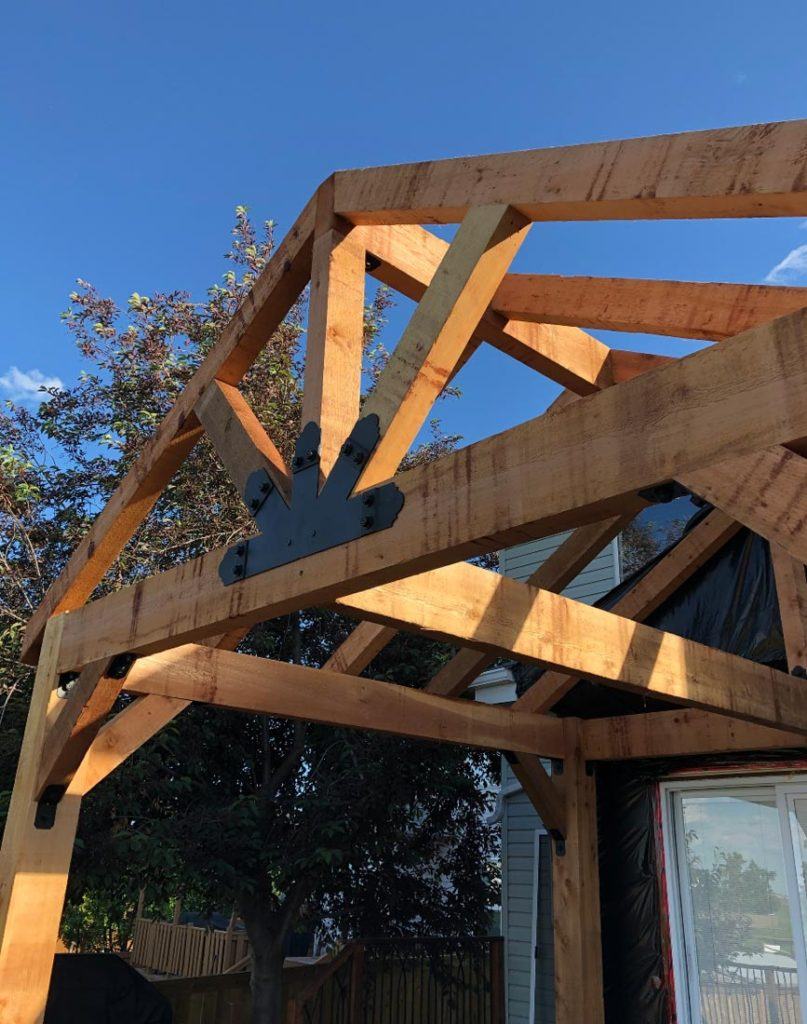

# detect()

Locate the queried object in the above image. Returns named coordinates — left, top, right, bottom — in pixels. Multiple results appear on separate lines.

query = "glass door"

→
left=666, top=780, right=805, bottom=1024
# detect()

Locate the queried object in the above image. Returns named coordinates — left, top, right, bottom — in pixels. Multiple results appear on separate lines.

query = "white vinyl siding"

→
left=500, top=530, right=619, bottom=1023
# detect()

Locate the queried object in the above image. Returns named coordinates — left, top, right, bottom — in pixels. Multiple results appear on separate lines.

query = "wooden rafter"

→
left=515, top=509, right=742, bottom=713
left=426, top=512, right=639, bottom=697
left=334, top=119, right=807, bottom=224
left=336, top=563, right=807, bottom=733
left=50, top=305, right=807, bottom=672
left=120, top=644, right=566, bottom=757
left=494, top=273, right=807, bottom=341
left=359, top=205, right=529, bottom=487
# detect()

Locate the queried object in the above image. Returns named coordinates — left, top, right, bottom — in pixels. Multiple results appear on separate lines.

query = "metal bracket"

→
left=220, top=414, right=405, bottom=585
left=35, top=785, right=67, bottom=830
left=550, top=830, right=566, bottom=856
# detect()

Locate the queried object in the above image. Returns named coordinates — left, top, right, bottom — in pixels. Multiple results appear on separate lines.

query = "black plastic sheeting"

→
left=45, top=954, right=172, bottom=1024
left=515, top=508, right=795, bottom=1024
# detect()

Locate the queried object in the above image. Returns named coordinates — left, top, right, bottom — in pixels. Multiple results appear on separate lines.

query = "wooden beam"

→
left=553, top=720, right=604, bottom=1024
left=195, top=380, right=291, bottom=501
left=506, top=752, right=566, bottom=838
left=35, top=659, right=120, bottom=797
left=334, top=119, right=807, bottom=224
left=582, top=708, right=806, bottom=761
left=52, top=306, right=807, bottom=671
left=336, top=561, right=807, bottom=734
left=303, top=221, right=366, bottom=477
left=358, top=223, right=613, bottom=395
left=0, top=617, right=83, bottom=1024
left=427, top=512, right=638, bottom=697
left=681, top=446, right=807, bottom=564
left=22, top=194, right=317, bottom=662
left=121, top=644, right=566, bottom=758
left=323, top=621, right=397, bottom=675
left=514, top=509, right=741, bottom=713
left=494, top=273, right=807, bottom=341
left=360, top=206, right=530, bottom=488
left=68, top=694, right=186, bottom=797
left=771, top=542, right=807, bottom=671
left=68, top=621, right=396, bottom=799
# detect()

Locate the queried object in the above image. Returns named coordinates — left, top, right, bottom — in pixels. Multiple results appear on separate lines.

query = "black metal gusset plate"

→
left=219, top=414, right=404, bottom=584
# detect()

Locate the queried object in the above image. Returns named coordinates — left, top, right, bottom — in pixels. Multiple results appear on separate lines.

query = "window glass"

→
left=679, top=791, right=801, bottom=1024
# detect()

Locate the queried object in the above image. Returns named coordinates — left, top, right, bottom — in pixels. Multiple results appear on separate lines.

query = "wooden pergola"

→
left=4, top=118, right=807, bottom=1024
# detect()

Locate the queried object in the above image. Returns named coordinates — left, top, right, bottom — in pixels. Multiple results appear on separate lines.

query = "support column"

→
left=552, top=719, right=604, bottom=1024
left=0, top=616, right=83, bottom=1024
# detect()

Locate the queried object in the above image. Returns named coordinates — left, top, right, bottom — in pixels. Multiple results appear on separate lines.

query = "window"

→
left=663, top=777, right=807, bottom=1024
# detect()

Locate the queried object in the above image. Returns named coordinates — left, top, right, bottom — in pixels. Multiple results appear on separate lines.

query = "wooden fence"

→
left=131, top=917, right=251, bottom=977
left=152, top=937, right=504, bottom=1024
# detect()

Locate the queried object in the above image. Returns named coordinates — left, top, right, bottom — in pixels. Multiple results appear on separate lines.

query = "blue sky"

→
left=2, top=0, right=807, bottom=446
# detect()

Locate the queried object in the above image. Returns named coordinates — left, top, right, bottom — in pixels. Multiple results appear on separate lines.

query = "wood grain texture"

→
left=552, top=720, right=604, bottom=1024
left=515, top=509, right=743, bottom=713
left=337, top=562, right=807, bottom=733
left=426, top=511, right=638, bottom=697
left=582, top=708, right=806, bottom=761
left=53, top=307, right=807, bottom=671
left=195, top=380, right=291, bottom=501
left=358, top=222, right=613, bottom=395
left=360, top=205, right=530, bottom=488
left=771, top=543, right=807, bottom=671
left=495, top=273, right=807, bottom=341
left=303, top=226, right=366, bottom=476
left=335, top=120, right=807, bottom=224
left=122, top=644, right=566, bottom=757
left=0, top=617, right=82, bottom=1024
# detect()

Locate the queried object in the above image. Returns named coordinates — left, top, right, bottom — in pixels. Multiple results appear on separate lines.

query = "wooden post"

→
left=489, top=936, right=505, bottom=1024
left=349, top=942, right=365, bottom=1024
left=551, top=719, right=604, bottom=1024
left=0, top=616, right=83, bottom=1024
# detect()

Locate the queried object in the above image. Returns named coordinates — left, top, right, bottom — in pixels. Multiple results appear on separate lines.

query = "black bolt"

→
left=353, top=451, right=365, bottom=465
left=237, top=545, right=246, bottom=556
left=250, top=497, right=260, bottom=510
left=362, top=491, right=376, bottom=507
left=311, top=529, right=317, bottom=538
left=361, top=515, right=374, bottom=529
left=342, top=442, right=354, bottom=456
left=293, top=455, right=304, bottom=468
left=793, top=665, right=807, bottom=679
left=234, top=563, right=244, bottom=577
left=287, top=538, right=292, bottom=546
left=306, top=449, right=318, bottom=462
left=260, top=480, right=272, bottom=494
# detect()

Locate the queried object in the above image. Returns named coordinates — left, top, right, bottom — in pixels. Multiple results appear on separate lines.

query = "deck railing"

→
left=700, top=963, right=800, bottom=1024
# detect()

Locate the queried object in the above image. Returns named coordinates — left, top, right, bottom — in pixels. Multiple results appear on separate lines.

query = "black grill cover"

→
left=45, top=954, right=171, bottom=1024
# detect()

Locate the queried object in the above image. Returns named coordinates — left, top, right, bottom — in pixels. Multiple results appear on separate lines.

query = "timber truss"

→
left=5, top=119, right=807, bottom=1024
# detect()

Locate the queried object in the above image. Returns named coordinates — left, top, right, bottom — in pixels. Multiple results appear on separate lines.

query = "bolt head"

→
left=250, top=497, right=260, bottom=510
left=260, top=480, right=272, bottom=494
left=306, top=449, right=318, bottom=462
left=237, top=545, right=246, bottom=556
left=353, top=451, right=365, bottom=465
left=234, top=563, right=244, bottom=577
left=362, top=491, right=376, bottom=507
left=342, top=442, right=354, bottom=456
left=361, top=515, right=374, bottom=529
left=293, top=455, right=304, bottom=468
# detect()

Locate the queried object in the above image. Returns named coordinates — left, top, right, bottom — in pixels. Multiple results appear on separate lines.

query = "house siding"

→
left=500, top=531, right=619, bottom=1023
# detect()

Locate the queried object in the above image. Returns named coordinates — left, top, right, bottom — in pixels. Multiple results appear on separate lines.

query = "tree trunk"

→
left=250, top=942, right=287, bottom=1024
left=242, top=901, right=288, bottom=1024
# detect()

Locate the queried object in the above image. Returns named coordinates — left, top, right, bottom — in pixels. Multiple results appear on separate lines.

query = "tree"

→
left=0, top=209, right=499, bottom=1023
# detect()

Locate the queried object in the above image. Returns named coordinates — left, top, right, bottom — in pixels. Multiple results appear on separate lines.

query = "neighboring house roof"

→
left=515, top=506, right=788, bottom=718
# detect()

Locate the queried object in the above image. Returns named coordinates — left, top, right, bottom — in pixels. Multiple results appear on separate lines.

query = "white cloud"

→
left=765, top=244, right=807, bottom=284
left=0, top=366, right=63, bottom=405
